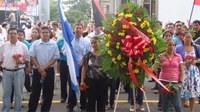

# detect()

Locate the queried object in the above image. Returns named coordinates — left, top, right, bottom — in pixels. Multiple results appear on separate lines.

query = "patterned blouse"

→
left=82, top=51, right=108, bottom=79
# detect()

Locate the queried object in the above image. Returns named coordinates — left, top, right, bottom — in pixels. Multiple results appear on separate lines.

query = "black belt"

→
left=3, top=68, right=23, bottom=72
left=33, top=67, right=54, bottom=70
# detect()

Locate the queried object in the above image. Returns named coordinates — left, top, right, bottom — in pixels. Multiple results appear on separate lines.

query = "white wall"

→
left=158, top=0, right=200, bottom=26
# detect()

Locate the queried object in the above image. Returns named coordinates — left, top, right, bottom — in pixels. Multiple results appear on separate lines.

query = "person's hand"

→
left=38, top=66, right=46, bottom=73
left=15, top=58, right=23, bottom=64
left=78, top=61, right=83, bottom=68
left=26, top=66, right=32, bottom=74
left=151, top=64, right=158, bottom=74
left=41, top=71, right=47, bottom=77
left=178, top=83, right=182, bottom=89
left=184, top=61, right=191, bottom=68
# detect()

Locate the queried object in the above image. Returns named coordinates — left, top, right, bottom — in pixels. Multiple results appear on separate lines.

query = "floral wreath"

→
left=100, top=2, right=167, bottom=89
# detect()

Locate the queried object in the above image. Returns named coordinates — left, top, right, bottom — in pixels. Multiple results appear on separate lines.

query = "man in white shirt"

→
left=0, top=26, right=5, bottom=46
left=0, top=27, right=29, bottom=112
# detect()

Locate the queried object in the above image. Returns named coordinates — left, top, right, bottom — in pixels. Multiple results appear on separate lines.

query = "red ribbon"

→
left=138, top=58, right=170, bottom=92
left=119, top=17, right=170, bottom=92
left=120, top=18, right=151, bottom=44
left=121, top=35, right=146, bottom=57
left=128, top=57, right=144, bottom=92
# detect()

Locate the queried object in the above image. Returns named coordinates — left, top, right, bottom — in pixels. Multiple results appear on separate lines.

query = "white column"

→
left=39, top=0, right=50, bottom=22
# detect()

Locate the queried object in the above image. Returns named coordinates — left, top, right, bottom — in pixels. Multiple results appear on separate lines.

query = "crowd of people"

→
left=0, top=18, right=200, bottom=112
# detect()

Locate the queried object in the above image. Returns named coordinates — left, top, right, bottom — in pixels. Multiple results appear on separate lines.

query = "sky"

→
left=158, top=0, right=200, bottom=26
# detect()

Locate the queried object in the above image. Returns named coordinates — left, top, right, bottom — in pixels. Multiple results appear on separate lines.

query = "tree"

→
left=64, top=0, right=91, bottom=28
left=49, top=0, right=91, bottom=28
left=50, top=0, right=59, bottom=21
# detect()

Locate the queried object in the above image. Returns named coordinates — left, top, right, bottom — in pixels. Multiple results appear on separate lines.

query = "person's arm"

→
left=178, top=62, right=184, bottom=89
left=26, top=62, right=32, bottom=74
left=30, top=56, right=48, bottom=77
left=30, top=56, right=40, bottom=69
left=44, top=59, right=58, bottom=69
left=179, top=63, right=184, bottom=82
left=81, top=65, right=86, bottom=84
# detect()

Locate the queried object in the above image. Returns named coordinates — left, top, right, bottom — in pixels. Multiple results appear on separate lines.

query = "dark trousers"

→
left=24, top=68, right=31, bottom=92
left=67, top=76, right=77, bottom=111
left=129, top=87, right=144, bottom=105
left=67, top=66, right=85, bottom=111
left=0, top=75, right=2, bottom=84
left=105, top=78, right=116, bottom=106
left=28, top=68, right=55, bottom=112
left=79, top=66, right=86, bottom=110
left=85, top=78, right=108, bottom=112
left=59, top=60, right=69, bottom=99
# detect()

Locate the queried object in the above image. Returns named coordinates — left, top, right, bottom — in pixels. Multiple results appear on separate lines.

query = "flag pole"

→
left=188, top=0, right=195, bottom=27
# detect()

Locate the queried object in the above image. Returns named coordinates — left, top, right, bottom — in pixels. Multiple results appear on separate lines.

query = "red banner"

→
left=194, top=0, right=200, bottom=6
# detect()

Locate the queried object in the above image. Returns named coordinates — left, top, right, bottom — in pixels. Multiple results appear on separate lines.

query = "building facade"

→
left=98, top=0, right=158, bottom=19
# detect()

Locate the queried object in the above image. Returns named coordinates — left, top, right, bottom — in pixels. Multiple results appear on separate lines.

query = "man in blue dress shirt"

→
left=67, top=23, right=91, bottom=112
left=27, top=26, right=60, bottom=112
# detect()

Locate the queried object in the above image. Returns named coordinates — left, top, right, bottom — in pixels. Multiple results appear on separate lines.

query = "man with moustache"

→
left=0, top=27, right=29, bottom=112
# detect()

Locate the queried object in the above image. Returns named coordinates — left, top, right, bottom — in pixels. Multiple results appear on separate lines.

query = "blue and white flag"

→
left=58, top=0, right=79, bottom=94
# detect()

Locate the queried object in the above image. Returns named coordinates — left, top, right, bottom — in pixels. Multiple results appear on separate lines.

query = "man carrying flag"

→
left=58, top=0, right=91, bottom=111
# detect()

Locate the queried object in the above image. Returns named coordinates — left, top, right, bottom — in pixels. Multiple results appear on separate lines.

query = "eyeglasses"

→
left=9, top=33, right=17, bottom=35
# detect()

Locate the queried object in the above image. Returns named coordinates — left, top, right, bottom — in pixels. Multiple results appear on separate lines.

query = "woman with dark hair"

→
left=163, top=31, right=173, bottom=40
left=175, top=32, right=200, bottom=112
left=154, top=31, right=174, bottom=111
left=81, top=36, right=108, bottom=112
left=153, top=39, right=184, bottom=112
left=30, top=28, right=40, bottom=43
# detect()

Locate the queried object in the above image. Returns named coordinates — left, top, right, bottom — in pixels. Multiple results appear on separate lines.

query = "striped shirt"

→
left=71, top=36, right=91, bottom=62
left=159, top=52, right=183, bottom=82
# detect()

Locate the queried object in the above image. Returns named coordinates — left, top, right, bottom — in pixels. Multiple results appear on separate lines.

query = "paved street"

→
left=0, top=75, right=200, bottom=112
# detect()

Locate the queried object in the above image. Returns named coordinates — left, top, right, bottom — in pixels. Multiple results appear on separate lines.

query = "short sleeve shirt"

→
left=159, top=52, right=183, bottom=82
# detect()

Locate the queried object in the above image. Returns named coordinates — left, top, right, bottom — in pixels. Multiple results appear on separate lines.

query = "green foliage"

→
left=50, top=0, right=59, bottom=21
left=64, top=0, right=91, bottom=28
left=162, top=82, right=179, bottom=97
left=50, top=0, right=91, bottom=27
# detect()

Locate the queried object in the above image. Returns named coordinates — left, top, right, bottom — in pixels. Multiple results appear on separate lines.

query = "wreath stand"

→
left=114, top=82, right=151, bottom=112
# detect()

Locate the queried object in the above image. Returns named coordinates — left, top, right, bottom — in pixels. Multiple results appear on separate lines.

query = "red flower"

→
left=136, top=22, right=141, bottom=26
left=144, top=30, right=148, bottom=35
left=17, top=54, right=23, bottom=58
left=116, top=27, right=121, bottom=31
left=109, top=31, right=113, bottom=35
left=126, top=17, right=131, bottom=21
left=79, top=83, right=88, bottom=91
left=124, top=8, right=129, bottom=11
left=161, top=87, right=175, bottom=94
left=117, top=38, right=121, bottom=42
left=112, top=37, right=117, bottom=41
left=12, top=54, right=17, bottom=59
left=185, top=55, right=195, bottom=60
left=150, top=47, right=155, bottom=53
left=161, top=87, right=170, bottom=93
left=134, top=11, right=141, bottom=15
left=115, top=13, right=119, bottom=17
left=12, top=54, right=23, bottom=59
